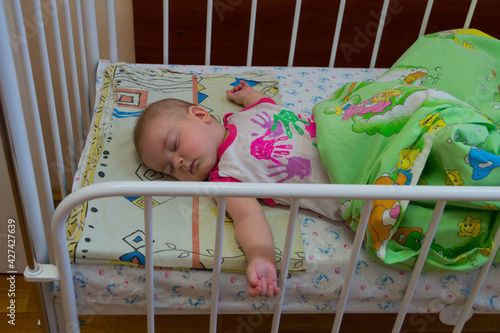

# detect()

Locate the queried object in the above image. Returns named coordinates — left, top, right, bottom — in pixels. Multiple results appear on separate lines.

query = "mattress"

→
left=68, top=63, right=500, bottom=314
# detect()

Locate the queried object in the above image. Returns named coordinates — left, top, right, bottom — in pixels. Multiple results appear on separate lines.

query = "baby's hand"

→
left=246, top=257, right=280, bottom=297
left=226, top=80, right=254, bottom=105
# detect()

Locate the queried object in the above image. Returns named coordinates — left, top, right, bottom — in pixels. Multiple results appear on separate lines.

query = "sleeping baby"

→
left=133, top=80, right=343, bottom=298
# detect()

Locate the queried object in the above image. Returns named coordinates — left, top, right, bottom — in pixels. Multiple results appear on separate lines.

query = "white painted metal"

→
left=331, top=199, right=373, bottom=333
left=418, top=0, right=434, bottom=37
left=144, top=196, right=155, bottom=333
left=31, top=0, right=68, bottom=198
left=205, top=0, right=213, bottom=65
left=287, top=0, right=302, bottom=67
left=48, top=0, right=77, bottom=176
left=210, top=197, right=226, bottom=333
left=329, top=0, right=347, bottom=67
left=246, top=0, right=258, bottom=66
left=61, top=0, right=85, bottom=151
left=81, top=0, right=100, bottom=110
left=391, top=201, right=447, bottom=332
left=105, top=0, right=118, bottom=62
left=10, top=0, right=55, bottom=226
left=52, top=182, right=500, bottom=203
left=74, top=0, right=92, bottom=134
left=163, top=0, right=169, bottom=64
left=271, top=199, right=300, bottom=333
left=52, top=204, right=80, bottom=332
left=369, top=0, right=390, bottom=68
left=464, top=0, right=478, bottom=29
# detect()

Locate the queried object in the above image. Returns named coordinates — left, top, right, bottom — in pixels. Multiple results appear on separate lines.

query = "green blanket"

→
left=313, top=29, right=500, bottom=273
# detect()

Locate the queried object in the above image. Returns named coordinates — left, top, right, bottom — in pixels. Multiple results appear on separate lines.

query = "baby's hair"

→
left=133, top=98, right=197, bottom=158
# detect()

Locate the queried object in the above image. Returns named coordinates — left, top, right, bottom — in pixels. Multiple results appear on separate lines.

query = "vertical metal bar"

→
left=205, top=0, right=213, bottom=65
left=163, top=0, right=169, bottom=64
left=271, top=199, right=300, bottom=333
left=369, top=0, right=390, bottom=68
left=74, top=0, right=91, bottom=134
left=331, top=199, right=373, bottom=333
left=11, top=0, right=55, bottom=226
left=52, top=211, right=80, bottom=332
left=210, top=197, right=226, bottom=333
left=464, top=0, right=478, bottom=29
left=144, top=196, right=155, bottom=333
left=81, top=0, right=100, bottom=110
left=246, top=0, right=258, bottom=66
left=287, top=0, right=302, bottom=67
left=61, top=0, right=85, bottom=152
left=392, top=201, right=447, bottom=333
left=105, top=0, right=118, bottom=62
left=31, top=0, right=68, bottom=197
left=452, top=221, right=500, bottom=333
left=329, top=0, right=346, bottom=67
left=48, top=0, right=77, bottom=176
left=418, top=0, right=434, bottom=37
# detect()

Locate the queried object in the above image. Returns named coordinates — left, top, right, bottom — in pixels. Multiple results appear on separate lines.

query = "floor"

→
left=0, top=273, right=42, bottom=332
left=2, top=273, right=500, bottom=332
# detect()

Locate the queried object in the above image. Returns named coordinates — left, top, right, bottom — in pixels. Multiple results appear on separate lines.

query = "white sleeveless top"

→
left=209, top=98, right=343, bottom=221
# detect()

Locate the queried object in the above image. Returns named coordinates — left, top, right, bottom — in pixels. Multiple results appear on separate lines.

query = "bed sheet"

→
left=71, top=208, right=500, bottom=315
left=66, top=64, right=500, bottom=314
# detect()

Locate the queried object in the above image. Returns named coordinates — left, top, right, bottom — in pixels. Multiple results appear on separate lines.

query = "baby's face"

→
left=139, top=106, right=225, bottom=181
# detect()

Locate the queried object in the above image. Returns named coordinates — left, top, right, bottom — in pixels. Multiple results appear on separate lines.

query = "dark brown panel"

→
left=133, top=0, right=500, bottom=67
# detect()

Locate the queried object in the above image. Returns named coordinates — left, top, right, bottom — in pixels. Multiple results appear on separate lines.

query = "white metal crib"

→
left=1, top=0, right=499, bottom=333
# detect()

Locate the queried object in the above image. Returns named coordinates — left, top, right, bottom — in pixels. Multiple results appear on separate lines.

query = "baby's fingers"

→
left=258, top=278, right=268, bottom=297
left=265, top=280, right=280, bottom=297
left=248, top=285, right=262, bottom=297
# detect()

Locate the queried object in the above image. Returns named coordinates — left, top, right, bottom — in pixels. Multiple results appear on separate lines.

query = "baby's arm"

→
left=227, top=80, right=267, bottom=108
left=225, top=197, right=280, bottom=297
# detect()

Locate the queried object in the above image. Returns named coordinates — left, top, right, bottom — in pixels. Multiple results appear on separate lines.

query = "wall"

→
left=0, top=133, right=27, bottom=273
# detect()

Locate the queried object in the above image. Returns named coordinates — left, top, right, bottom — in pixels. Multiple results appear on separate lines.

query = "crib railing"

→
left=24, top=181, right=499, bottom=333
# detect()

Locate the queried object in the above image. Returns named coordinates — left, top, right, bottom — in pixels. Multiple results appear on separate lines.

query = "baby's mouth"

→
left=188, top=161, right=195, bottom=173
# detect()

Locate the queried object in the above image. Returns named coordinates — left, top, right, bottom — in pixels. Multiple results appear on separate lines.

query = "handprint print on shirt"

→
left=298, top=114, right=317, bottom=139
left=250, top=129, right=292, bottom=165
left=271, top=109, right=310, bottom=139
left=251, top=111, right=285, bottom=138
left=267, top=157, right=312, bottom=183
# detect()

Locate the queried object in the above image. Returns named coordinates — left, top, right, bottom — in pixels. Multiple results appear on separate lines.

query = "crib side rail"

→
left=40, top=181, right=500, bottom=333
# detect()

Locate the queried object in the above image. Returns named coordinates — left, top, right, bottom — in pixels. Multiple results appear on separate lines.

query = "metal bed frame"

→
left=1, top=0, right=499, bottom=332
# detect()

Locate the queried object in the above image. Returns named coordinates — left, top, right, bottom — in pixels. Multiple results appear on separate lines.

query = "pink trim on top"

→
left=208, top=98, right=278, bottom=206
left=241, top=97, right=276, bottom=111
left=208, top=117, right=237, bottom=182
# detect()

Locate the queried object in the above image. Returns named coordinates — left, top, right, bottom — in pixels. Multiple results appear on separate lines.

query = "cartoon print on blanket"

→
left=68, top=63, right=306, bottom=272
left=313, top=29, right=500, bottom=273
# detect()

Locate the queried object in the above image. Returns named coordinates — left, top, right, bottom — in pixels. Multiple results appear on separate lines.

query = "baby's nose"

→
left=176, top=155, right=183, bottom=166
left=176, top=154, right=184, bottom=168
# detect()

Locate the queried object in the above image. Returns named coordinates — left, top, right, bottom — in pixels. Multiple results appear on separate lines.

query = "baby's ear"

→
left=188, top=106, right=211, bottom=122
